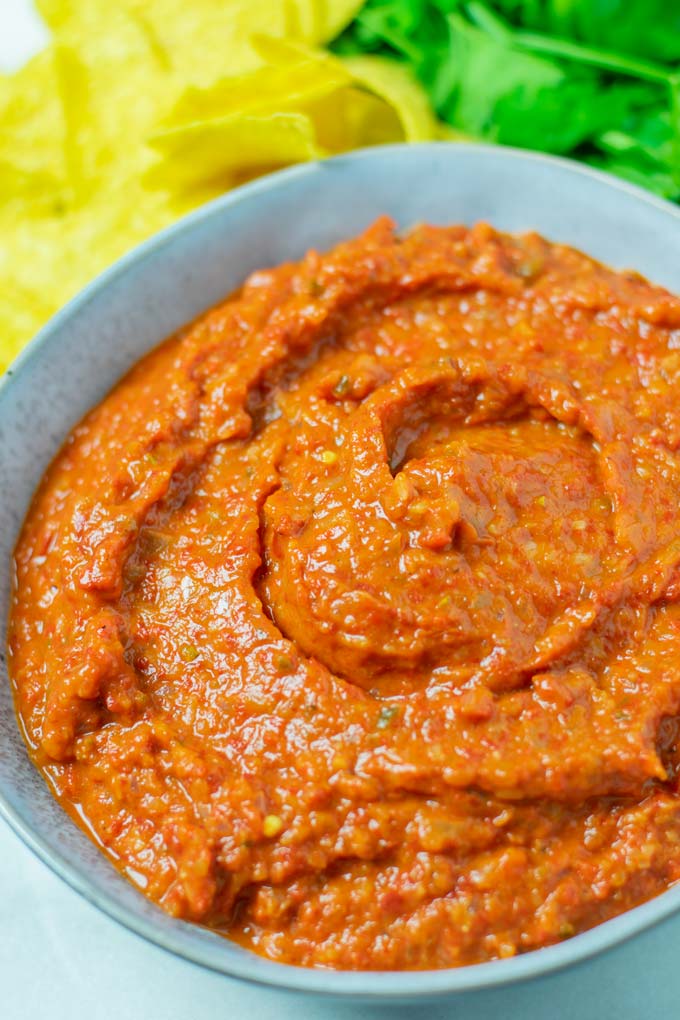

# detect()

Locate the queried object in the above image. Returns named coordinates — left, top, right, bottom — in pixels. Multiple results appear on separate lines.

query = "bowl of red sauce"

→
left=4, top=143, right=680, bottom=1000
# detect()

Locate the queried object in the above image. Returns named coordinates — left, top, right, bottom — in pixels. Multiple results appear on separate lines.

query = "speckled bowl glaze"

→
left=3, top=143, right=680, bottom=1000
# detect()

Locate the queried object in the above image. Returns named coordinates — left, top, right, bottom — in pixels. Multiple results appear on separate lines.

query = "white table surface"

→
left=5, top=813, right=680, bottom=1020
left=3, top=4, right=680, bottom=1018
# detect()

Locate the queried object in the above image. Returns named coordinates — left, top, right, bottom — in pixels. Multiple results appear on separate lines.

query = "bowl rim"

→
left=3, top=140, right=680, bottom=999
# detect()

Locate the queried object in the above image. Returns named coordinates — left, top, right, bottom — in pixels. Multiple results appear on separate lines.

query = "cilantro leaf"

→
left=332, top=0, right=680, bottom=203
left=495, top=0, right=680, bottom=66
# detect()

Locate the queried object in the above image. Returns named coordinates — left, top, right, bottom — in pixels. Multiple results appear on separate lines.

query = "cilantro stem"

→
left=513, top=32, right=672, bottom=86
left=669, top=75, right=680, bottom=189
left=464, top=1, right=512, bottom=42
left=465, top=1, right=672, bottom=86
left=356, top=10, right=423, bottom=62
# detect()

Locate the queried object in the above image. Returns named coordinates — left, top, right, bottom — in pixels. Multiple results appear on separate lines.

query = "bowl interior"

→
left=3, top=143, right=680, bottom=998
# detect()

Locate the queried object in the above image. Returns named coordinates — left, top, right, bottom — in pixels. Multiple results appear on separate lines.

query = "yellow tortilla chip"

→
left=341, top=55, right=441, bottom=142
left=118, top=0, right=366, bottom=55
left=39, top=0, right=364, bottom=80
left=1, top=0, right=441, bottom=372
left=49, top=7, right=183, bottom=186
left=170, top=47, right=351, bottom=121
left=0, top=49, right=66, bottom=200
left=147, top=37, right=411, bottom=194
left=150, top=112, right=324, bottom=191
left=0, top=178, right=173, bottom=367
left=251, top=37, right=407, bottom=148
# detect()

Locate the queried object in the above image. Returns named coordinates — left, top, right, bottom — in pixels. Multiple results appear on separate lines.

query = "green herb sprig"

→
left=334, top=0, right=680, bottom=200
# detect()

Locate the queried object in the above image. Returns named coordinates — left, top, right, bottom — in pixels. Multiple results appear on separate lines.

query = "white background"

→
left=1, top=3, right=679, bottom=1018
left=0, top=0, right=47, bottom=72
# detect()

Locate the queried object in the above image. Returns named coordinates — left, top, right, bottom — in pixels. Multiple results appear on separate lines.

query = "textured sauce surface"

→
left=10, top=220, right=680, bottom=970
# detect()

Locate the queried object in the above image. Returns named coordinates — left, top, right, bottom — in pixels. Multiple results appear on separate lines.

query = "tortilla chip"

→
left=341, top=55, right=441, bottom=142
left=0, top=0, right=440, bottom=372
left=150, top=112, right=324, bottom=191
left=147, top=38, right=393, bottom=192
left=0, top=49, right=66, bottom=200
left=38, top=0, right=365, bottom=79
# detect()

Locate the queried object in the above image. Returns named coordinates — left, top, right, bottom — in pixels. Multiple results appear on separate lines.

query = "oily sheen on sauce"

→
left=9, top=220, right=680, bottom=970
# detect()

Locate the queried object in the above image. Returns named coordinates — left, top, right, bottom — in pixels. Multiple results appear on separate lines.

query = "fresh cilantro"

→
left=333, top=0, right=680, bottom=202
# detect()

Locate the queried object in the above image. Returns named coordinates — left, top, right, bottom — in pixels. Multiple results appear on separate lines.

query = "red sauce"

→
left=10, top=219, right=680, bottom=969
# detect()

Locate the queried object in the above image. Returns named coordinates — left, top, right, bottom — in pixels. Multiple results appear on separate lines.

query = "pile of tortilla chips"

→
left=0, top=0, right=445, bottom=370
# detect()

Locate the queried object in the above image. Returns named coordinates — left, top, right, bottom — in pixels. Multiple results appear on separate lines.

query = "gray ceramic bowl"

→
left=2, top=143, right=680, bottom=1001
